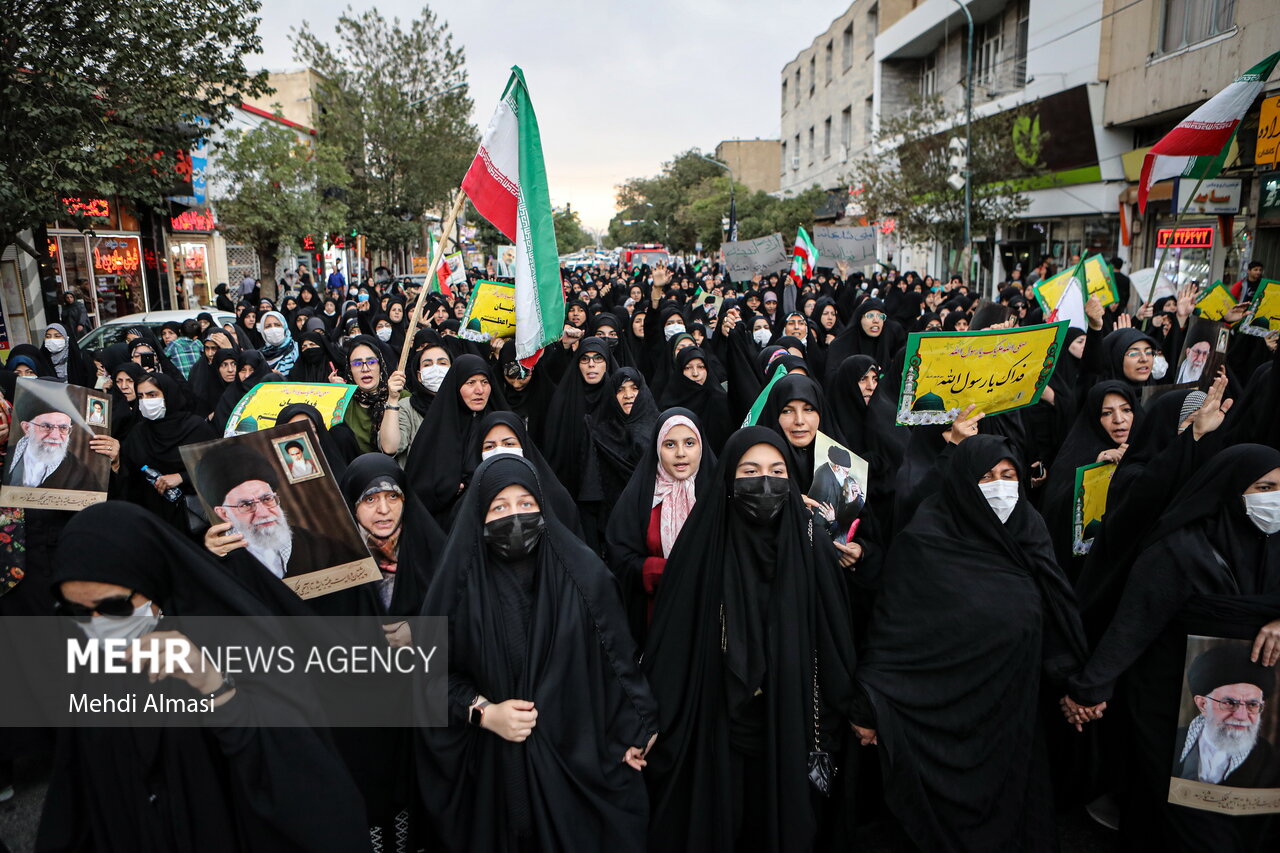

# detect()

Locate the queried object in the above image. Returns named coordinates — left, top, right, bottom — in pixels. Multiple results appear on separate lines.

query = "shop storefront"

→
left=44, top=197, right=150, bottom=327
left=167, top=207, right=217, bottom=309
left=997, top=216, right=1121, bottom=277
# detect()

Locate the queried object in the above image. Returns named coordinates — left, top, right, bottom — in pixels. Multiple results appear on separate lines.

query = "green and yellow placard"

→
left=895, top=321, right=1069, bottom=425
left=1072, top=460, right=1116, bottom=555
left=224, top=382, right=354, bottom=437
left=1240, top=279, right=1280, bottom=337
left=459, top=279, right=516, bottom=342
left=1032, top=256, right=1119, bottom=315
left=1193, top=281, right=1237, bottom=321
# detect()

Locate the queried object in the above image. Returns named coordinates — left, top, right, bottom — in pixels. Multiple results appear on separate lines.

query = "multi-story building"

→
left=714, top=139, right=782, bottom=194
left=779, top=4, right=879, bottom=203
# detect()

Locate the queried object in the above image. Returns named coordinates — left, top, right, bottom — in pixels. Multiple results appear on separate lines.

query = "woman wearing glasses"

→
left=1063, top=444, right=1280, bottom=851
left=820, top=299, right=906, bottom=388
left=333, top=335, right=407, bottom=456
left=115, top=373, right=217, bottom=531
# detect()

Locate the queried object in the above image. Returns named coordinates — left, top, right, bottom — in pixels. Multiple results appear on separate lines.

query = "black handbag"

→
left=807, top=652, right=835, bottom=796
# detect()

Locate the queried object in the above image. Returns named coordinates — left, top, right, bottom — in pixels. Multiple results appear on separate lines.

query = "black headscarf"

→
left=757, top=373, right=846, bottom=492
left=404, top=354, right=508, bottom=522
left=604, top=408, right=718, bottom=647
left=120, top=373, right=217, bottom=476
left=1102, top=328, right=1160, bottom=386
left=287, top=331, right=337, bottom=383
left=496, top=340, right=556, bottom=444
left=579, top=367, right=660, bottom=505
left=213, top=349, right=272, bottom=432
left=542, top=338, right=616, bottom=496
left=642, top=427, right=858, bottom=852
left=339, top=453, right=444, bottom=617
left=821, top=299, right=906, bottom=387
left=857, top=435, right=1087, bottom=853
left=416, top=454, right=657, bottom=852
left=657, top=347, right=732, bottom=453
left=108, top=362, right=147, bottom=438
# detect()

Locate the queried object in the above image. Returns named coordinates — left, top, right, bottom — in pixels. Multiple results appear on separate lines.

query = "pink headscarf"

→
left=652, top=415, right=701, bottom=557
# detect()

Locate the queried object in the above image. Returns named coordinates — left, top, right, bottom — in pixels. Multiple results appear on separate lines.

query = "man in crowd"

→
left=161, top=319, right=203, bottom=379
left=1231, top=260, right=1264, bottom=302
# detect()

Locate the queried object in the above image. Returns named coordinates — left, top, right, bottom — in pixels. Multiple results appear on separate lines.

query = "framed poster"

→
left=0, top=379, right=111, bottom=511
left=1071, top=460, right=1116, bottom=555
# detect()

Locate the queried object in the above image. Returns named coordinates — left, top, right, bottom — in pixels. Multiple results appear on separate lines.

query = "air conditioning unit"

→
left=839, top=145, right=849, bottom=163
left=791, top=156, right=800, bottom=170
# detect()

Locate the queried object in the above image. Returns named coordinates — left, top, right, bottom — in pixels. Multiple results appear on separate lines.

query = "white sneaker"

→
left=1085, top=794, right=1120, bottom=831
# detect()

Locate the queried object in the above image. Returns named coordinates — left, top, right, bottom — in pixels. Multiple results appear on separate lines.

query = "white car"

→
left=77, top=308, right=238, bottom=350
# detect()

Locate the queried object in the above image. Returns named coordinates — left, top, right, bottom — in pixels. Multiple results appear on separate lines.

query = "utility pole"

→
left=950, top=0, right=975, bottom=293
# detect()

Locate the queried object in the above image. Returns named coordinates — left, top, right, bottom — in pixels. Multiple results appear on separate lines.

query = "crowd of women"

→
left=1, top=257, right=1279, bottom=853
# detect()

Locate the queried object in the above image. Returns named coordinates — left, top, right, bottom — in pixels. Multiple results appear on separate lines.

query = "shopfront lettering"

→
left=92, top=241, right=141, bottom=275
left=62, top=197, right=112, bottom=219
left=1156, top=227, right=1214, bottom=249
left=170, top=209, right=216, bottom=232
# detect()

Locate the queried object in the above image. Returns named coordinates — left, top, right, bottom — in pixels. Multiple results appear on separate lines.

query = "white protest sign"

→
left=813, top=225, right=877, bottom=265
left=721, top=233, right=790, bottom=281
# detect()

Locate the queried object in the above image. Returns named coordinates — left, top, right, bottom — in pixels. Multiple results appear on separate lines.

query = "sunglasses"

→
left=56, top=590, right=138, bottom=623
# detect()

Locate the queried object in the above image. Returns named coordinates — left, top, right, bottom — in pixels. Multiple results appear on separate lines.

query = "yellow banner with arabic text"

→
left=896, top=321, right=1069, bottom=425
left=224, top=382, right=355, bottom=437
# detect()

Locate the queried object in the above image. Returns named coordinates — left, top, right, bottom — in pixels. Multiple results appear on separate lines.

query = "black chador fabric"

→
left=119, top=373, right=218, bottom=530
left=591, top=311, right=637, bottom=369
left=855, top=436, right=1088, bottom=853
left=190, top=348, right=235, bottom=417
left=1224, top=345, right=1280, bottom=450
left=404, top=354, right=508, bottom=524
left=1067, top=444, right=1280, bottom=852
left=1041, top=380, right=1144, bottom=576
left=1101, top=327, right=1160, bottom=387
left=497, top=340, right=556, bottom=444
left=642, top=428, right=858, bottom=853
left=827, top=355, right=884, bottom=477
left=756, top=373, right=846, bottom=493
left=723, top=320, right=770, bottom=425
left=821, top=300, right=906, bottom=387
left=581, top=367, right=660, bottom=500
left=37, top=502, right=369, bottom=853
left=416, top=455, right=658, bottom=853
left=658, top=347, right=732, bottom=454
left=213, top=350, right=272, bottom=432
left=276, top=402, right=351, bottom=481
left=604, top=408, right=717, bottom=649
left=108, top=362, right=147, bottom=440
left=459, top=411, right=583, bottom=537
left=542, top=338, right=616, bottom=496
left=286, top=331, right=336, bottom=383
left=339, top=453, right=444, bottom=617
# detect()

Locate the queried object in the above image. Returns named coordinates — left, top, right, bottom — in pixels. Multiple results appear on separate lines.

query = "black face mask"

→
left=732, top=476, right=790, bottom=525
left=604, top=336, right=619, bottom=349
left=483, top=511, right=545, bottom=561
left=300, top=346, right=325, bottom=364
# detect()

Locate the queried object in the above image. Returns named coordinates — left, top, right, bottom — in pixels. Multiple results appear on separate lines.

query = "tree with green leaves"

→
left=0, top=0, right=270, bottom=255
left=212, top=123, right=350, bottom=299
left=847, top=95, right=1046, bottom=260
left=553, top=207, right=591, bottom=255
left=292, top=5, right=477, bottom=254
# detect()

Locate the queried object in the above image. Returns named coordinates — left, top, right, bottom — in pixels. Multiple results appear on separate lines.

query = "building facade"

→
left=713, top=139, right=782, bottom=194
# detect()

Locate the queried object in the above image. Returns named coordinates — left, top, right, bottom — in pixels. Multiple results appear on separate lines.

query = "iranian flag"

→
left=789, top=226, right=818, bottom=286
left=461, top=67, right=564, bottom=362
left=1138, top=51, right=1280, bottom=212
left=425, top=231, right=452, bottom=297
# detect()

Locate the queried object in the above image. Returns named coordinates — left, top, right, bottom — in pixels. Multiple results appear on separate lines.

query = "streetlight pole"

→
left=407, top=82, right=467, bottom=109
left=695, top=153, right=737, bottom=242
left=950, top=0, right=975, bottom=291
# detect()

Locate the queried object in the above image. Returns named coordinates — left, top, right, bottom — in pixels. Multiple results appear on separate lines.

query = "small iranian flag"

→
left=789, top=226, right=818, bottom=286
left=462, top=67, right=564, bottom=363
left=1047, top=256, right=1089, bottom=332
left=425, top=231, right=452, bottom=297
left=1139, top=51, right=1280, bottom=212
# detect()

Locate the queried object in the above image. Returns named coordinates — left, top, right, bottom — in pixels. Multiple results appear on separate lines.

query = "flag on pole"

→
left=1045, top=256, right=1089, bottom=332
left=461, top=67, right=563, bottom=363
left=1138, top=51, right=1280, bottom=212
left=425, top=231, right=452, bottom=298
left=789, top=226, right=818, bottom=286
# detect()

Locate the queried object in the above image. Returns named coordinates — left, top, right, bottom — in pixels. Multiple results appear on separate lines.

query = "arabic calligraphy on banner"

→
left=896, top=321, right=1069, bottom=425
left=1240, top=279, right=1280, bottom=338
left=459, top=279, right=516, bottom=342
left=812, top=225, right=877, bottom=265
left=720, top=233, right=790, bottom=281
left=224, top=382, right=355, bottom=437
left=1033, top=256, right=1118, bottom=314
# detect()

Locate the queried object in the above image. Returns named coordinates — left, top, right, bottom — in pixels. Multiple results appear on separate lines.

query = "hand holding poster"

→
left=1167, top=637, right=1280, bottom=815
left=224, top=382, right=355, bottom=437
left=896, top=321, right=1069, bottom=425
left=459, top=279, right=517, bottom=342
left=807, top=432, right=869, bottom=544
left=0, top=378, right=112, bottom=510
left=1033, top=256, right=1119, bottom=317
left=1239, top=279, right=1280, bottom=337
left=812, top=225, right=877, bottom=266
left=1072, top=460, right=1115, bottom=555
left=720, top=233, right=790, bottom=281
left=1194, top=281, right=1238, bottom=321
left=181, top=422, right=379, bottom=599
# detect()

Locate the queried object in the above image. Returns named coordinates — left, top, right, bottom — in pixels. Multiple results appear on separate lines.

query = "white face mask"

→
left=45, top=338, right=67, bottom=353
left=420, top=364, right=449, bottom=393
left=482, top=446, right=524, bottom=461
left=262, top=326, right=286, bottom=346
left=753, top=328, right=772, bottom=347
left=1151, top=354, right=1169, bottom=381
left=78, top=600, right=160, bottom=642
left=978, top=479, right=1020, bottom=524
left=138, top=398, right=166, bottom=421
left=375, top=327, right=393, bottom=342
left=664, top=323, right=686, bottom=340
left=1243, top=492, right=1280, bottom=535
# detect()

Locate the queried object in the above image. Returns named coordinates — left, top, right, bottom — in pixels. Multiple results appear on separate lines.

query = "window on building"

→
left=781, top=140, right=788, bottom=174
left=825, top=41, right=834, bottom=83
left=1013, top=0, right=1030, bottom=87
left=841, top=106, right=853, bottom=152
left=919, top=53, right=937, bottom=98
left=793, top=133, right=801, bottom=169
left=809, top=56, right=816, bottom=96
left=975, top=18, right=1004, bottom=88
left=794, top=69, right=801, bottom=105
left=864, top=95, right=874, bottom=139
left=782, top=79, right=788, bottom=112
left=808, top=126, right=815, bottom=164
left=842, top=24, right=854, bottom=70
left=823, top=117, right=832, bottom=159
left=1160, top=0, right=1236, bottom=53
left=866, top=3, right=879, bottom=54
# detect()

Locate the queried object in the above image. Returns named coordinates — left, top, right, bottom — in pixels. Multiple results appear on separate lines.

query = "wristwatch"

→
left=209, top=673, right=236, bottom=700
left=469, top=699, right=490, bottom=726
